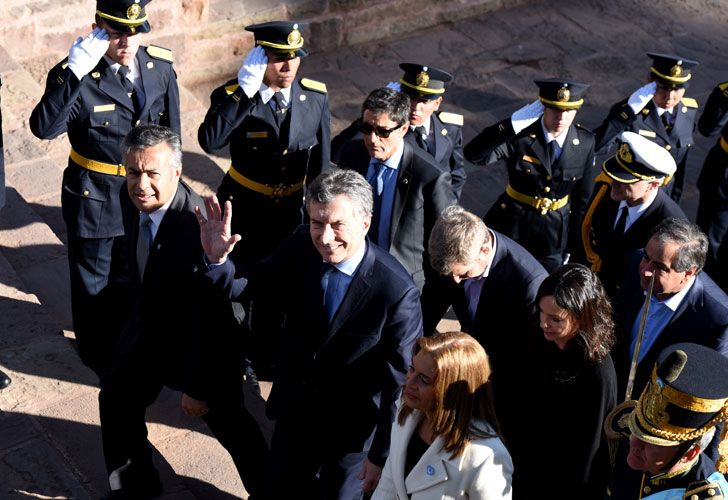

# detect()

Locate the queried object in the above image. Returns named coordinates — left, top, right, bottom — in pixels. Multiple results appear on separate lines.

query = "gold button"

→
left=546, top=175, right=552, bottom=180
left=282, top=149, right=288, bottom=155
left=665, top=145, right=672, bottom=151
left=643, top=486, right=651, bottom=494
left=500, top=203, right=507, bottom=209
left=252, top=147, right=258, bottom=151
left=572, top=176, right=577, bottom=181
left=103, top=120, right=110, bottom=126
left=708, top=489, right=716, bottom=496
left=83, top=190, right=90, bottom=196
left=228, top=195, right=234, bottom=201
left=544, top=186, right=551, bottom=193
left=135, top=120, right=140, bottom=126
left=525, top=169, right=531, bottom=174
left=691, top=495, right=698, bottom=500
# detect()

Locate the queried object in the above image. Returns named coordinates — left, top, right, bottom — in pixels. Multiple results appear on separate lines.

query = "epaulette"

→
left=146, top=45, right=174, bottom=63
left=575, top=123, right=595, bottom=135
left=718, top=82, right=728, bottom=92
left=300, top=78, right=327, bottom=93
left=438, top=111, right=464, bottom=127
left=224, top=83, right=240, bottom=96
left=683, top=479, right=724, bottom=499
left=681, top=97, right=698, bottom=109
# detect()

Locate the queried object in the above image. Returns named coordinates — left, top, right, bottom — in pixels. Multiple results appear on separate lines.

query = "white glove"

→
left=510, top=99, right=544, bottom=134
left=238, top=45, right=268, bottom=98
left=627, top=82, right=657, bottom=114
left=386, top=81, right=402, bottom=92
left=67, top=27, right=110, bottom=80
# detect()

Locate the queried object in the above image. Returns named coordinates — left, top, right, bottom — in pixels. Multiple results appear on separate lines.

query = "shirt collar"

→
left=329, top=241, right=367, bottom=277
left=105, top=55, right=140, bottom=81
left=659, top=276, right=696, bottom=310
left=541, top=119, right=568, bottom=148
left=143, top=191, right=175, bottom=235
left=259, top=84, right=291, bottom=105
left=617, top=188, right=658, bottom=218
left=471, top=229, right=497, bottom=280
left=410, top=116, right=432, bottom=136
left=370, top=140, right=404, bottom=171
left=656, top=105, right=675, bottom=116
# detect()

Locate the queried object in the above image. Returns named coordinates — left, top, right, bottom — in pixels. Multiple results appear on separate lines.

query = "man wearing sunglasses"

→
left=335, top=87, right=456, bottom=291
left=595, top=53, right=699, bottom=203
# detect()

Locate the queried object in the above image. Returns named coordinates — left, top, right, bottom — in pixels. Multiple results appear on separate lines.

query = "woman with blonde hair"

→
left=373, top=331, right=513, bottom=500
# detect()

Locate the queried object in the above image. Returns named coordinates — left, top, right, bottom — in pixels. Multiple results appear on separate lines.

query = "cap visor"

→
left=602, top=156, right=640, bottom=184
left=104, top=19, right=151, bottom=34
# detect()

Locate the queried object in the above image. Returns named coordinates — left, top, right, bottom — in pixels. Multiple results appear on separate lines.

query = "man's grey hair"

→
left=362, top=87, right=411, bottom=126
left=649, top=218, right=708, bottom=273
left=428, top=205, right=490, bottom=275
left=122, top=125, right=183, bottom=171
left=306, top=169, right=373, bottom=220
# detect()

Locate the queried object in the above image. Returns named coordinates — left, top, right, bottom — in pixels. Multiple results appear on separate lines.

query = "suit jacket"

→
left=205, top=229, right=423, bottom=466
left=337, top=139, right=456, bottom=289
left=118, top=181, right=240, bottom=401
left=583, top=186, right=687, bottom=297
left=614, top=252, right=728, bottom=398
left=29, top=47, right=180, bottom=238
left=372, top=410, right=513, bottom=500
left=464, top=117, right=597, bottom=266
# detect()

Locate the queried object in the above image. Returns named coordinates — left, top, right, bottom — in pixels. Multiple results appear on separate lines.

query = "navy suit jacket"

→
left=336, top=139, right=456, bottom=290
left=205, top=228, right=423, bottom=466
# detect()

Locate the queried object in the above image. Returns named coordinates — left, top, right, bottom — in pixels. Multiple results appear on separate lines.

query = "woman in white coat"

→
left=373, top=331, right=513, bottom=500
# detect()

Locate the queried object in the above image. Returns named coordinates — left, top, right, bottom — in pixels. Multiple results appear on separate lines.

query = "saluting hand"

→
left=510, top=99, right=545, bottom=134
left=628, top=81, right=657, bottom=114
left=238, top=45, right=268, bottom=98
left=195, top=195, right=241, bottom=265
left=67, top=27, right=110, bottom=80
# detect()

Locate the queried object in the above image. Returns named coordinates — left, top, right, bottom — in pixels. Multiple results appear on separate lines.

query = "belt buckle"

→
left=537, top=197, right=553, bottom=215
left=270, top=183, right=289, bottom=200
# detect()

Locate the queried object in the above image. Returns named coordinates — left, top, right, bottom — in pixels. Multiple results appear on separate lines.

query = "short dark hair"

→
left=649, top=218, right=708, bottom=273
left=536, top=264, right=615, bottom=363
left=306, top=168, right=373, bottom=220
left=122, top=125, right=182, bottom=170
left=361, top=87, right=410, bottom=126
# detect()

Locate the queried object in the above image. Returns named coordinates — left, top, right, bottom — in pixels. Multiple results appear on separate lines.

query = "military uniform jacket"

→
left=29, top=47, right=180, bottom=239
left=697, top=81, right=728, bottom=190
left=583, top=184, right=687, bottom=296
left=464, top=117, right=597, bottom=263
left=595, top=98, right=698, bottom=191
left=198, top=77, right=330, bottom=190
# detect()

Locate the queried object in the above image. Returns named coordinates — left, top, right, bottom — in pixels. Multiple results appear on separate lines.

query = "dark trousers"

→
left=67, top=234, right=130, bottom=380
left=99, top=354, right=270, bottom=498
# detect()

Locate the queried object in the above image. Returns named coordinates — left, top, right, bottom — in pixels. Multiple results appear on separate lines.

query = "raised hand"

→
left=628, top=82, right=657, bottom=114
left=67, top=27, right=110, bottom=80
left=195, top=195, right=242, bottom=264
left=510, top=99, right=545, bottom=134
left=238, top=45, right=268, bottom=98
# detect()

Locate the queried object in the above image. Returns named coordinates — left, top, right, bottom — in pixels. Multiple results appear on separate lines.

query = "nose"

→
left=138, top=173, right=150, bottom=189
left=320, top=224, right=335, bottom=245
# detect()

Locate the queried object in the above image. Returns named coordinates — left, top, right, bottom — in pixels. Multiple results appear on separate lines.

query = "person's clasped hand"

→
left=628, top=81, right=657, bottom=114
left=67, top=27, right=110, bottom=80
left=238, top=45, right=268, bottom=98
left=510, top=99, right=545, bottom=134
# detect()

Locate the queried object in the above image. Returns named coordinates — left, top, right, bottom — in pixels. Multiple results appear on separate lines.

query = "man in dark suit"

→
left=98, top=126, right=268, bottom=499
left=335, top=87, right=456, bottom=290
left=614, top=218, right=728, bottom=403
left=595, top=53, right=699, bottom=202
left=29, top=0, right=180, bottom=379
left=464, top=78, right=598, bottom=272
left=421, top=205, right=546, bottom=439
left=197, top=169, right=422, bottom=499
left=582, top=131, right=686, bottom=299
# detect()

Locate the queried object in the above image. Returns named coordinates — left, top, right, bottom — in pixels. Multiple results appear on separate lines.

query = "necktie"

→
left=548, top=140, right=560, bottom=164
left=368, top=162, right=389, bottom=244
left=322, top=264, right=345, bottom=321
left=463, top=277, right=485, bottom=322
left=272, top=91, right=287, bottom=126
left=614, top=205, right=629, bottom=237
left=662, top=110, right=674, bottom=131
left=118, top=65, right=141, bottom=118
left=414, top=126, right=429, bottom=152
left=136, top=213, right=153, bottom=280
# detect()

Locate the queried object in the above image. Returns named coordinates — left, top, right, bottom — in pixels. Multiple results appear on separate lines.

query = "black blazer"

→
left=205, top=229, right=423, bottom=466
left=336, top=139, right=456, bottom=289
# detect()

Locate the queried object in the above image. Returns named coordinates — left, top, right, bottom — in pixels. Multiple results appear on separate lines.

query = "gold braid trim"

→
left=636, top=403, right=728, bottom=444
left=718, top=412, right=728, bottom=473
left=581, top=172, right=611, bottom=272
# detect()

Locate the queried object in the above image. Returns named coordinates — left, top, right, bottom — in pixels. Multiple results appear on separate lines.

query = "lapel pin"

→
left=156, top=243, right=161, bottom=250
left=147, top=61, right=154, bottom=69
left=426, top=465, right=435, bottom=476
left=441, top=129, right=447, bottom=136
left=681, top=106, right=687, bottom=113
left=402, top=178, right=409, bottom=185
left=572, top=138, right=580, bottom=146
left=300, top=94, right=306, bottom=101
left=91, top=71, right=101, bottom=79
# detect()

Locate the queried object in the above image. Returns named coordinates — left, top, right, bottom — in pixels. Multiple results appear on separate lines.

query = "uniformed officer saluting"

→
left=198, top=21, right=331, bottom=265
left=595, top=53, right=699, bottom=203
left=464, top=79, right=598, bottom=272
left=29, top=0, right=180, bottom=379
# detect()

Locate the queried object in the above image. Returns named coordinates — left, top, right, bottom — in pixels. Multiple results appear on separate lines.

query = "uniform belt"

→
left=505, top=184, right=569, bottom=215
left=70, top=148, right=126, bottom=176
left=720, top=136, right=728, bottom=154
left=228, top=164, right=304, bottom=199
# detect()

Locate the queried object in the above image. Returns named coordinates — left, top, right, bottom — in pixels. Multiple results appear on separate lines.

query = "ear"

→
left=433, top=96, right=444, bottom=110
left=684, top=265, right=698, bottom=280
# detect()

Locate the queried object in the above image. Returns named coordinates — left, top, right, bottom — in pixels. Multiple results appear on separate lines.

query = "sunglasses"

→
left=358, top=119, right=403, bottom=139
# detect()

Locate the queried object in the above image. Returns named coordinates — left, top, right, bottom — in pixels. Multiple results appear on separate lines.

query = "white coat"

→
left=372, top=410, right=513, bottom=500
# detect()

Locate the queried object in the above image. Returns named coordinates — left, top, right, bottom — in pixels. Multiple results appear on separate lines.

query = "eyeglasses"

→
left=358, top=119, right=403, bottom=139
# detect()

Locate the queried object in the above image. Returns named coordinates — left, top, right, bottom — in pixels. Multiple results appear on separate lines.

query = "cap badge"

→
left=618, top=142, right=633, bottom=163
left=127, top=3, right=141, bottom=20
left=287, top=28, right=302, bottom=46
left=670, top=64, right=682, bottom=78
left=416, top=71, right=430, bottom=88
left=557, top=87, right=570, bottom=103
left=643, top=378, right=670, bottom=426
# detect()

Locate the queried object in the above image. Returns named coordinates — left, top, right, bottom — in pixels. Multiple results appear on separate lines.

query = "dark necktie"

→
left=548, top=140, right=560, bottom=164
left=272, top=91, right=287, bottom=126
left=414, top=126, right=429, bottom=152
left=662, top=110, right=675, bottom=131
left=322, top=264, right=345, bottom=321
left=367, top=162, right=389, bottom=245
left=136, top=213, right=153, bottom=280
left=118, top=65, right=141, bottom=118
left=614, top=205, right=629, bottom=238
left=463, top=277, right=485, bottom=322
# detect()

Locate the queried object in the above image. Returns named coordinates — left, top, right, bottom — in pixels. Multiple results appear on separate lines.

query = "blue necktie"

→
left=368, top=162, right=389, bottom=244
left=136, top=213, right=153, bottom=280
left=463, top=277, right=485, bottom=322
left=322, top=264, right=345, bottom=321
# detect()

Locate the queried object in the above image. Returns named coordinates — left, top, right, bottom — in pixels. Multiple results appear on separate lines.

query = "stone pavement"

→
left=2, top=0, right=728, bottom=498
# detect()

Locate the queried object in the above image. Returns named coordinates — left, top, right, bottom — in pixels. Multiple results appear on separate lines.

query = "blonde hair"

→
left=398, top=331, right=500, bottom=458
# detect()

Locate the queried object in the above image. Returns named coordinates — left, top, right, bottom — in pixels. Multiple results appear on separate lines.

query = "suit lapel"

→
left=474, top=234, right=505, bottom=322
left=405, top=434, right=464, bottom=494
left=644, top=102, right=671, bottom=143
left=392, top=413, right=420, bottom=497
left=390, top=142, right=413, bottom=243
left=327, top=243, right=376, bottom=337
left=96, top=60, right=135, bottom=112
left=287, top=81, right=304, bottom=148
left=529, top=125, right=552, bottom=176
